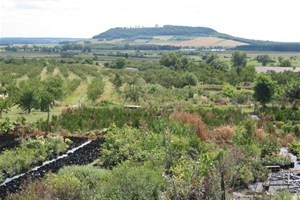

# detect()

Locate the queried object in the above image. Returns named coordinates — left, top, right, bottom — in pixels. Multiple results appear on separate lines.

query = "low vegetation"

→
left=1, top=43, right=300, bottom=199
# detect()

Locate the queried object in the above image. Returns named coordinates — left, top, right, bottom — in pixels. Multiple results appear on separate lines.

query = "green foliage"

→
left=16, top=79, right=40, bottom=113
left=256, top=54, right=272, bottom=66
left=112, top=73, right=123, bottom=88
left=241, top=65, right=256, bottom=83
left=43, top=76, right=63, bottom=100
left=37, top=86, right=54, bottom=112
left=159, top=53, right=190, bottom=70
left=0, top=136, right=68, bottom=181
left=231, top=51, right=247, bottom=68
left=0, top=117, right=13, bottom=134
left=114, top=58, right=127, bottom=69
left=260, top=140, right=280, bottom=158
left=290, top=141, right=300, bottom=157
left=194, top=107, right=247, bottom=127
left=63, top=79, right=81, bottom=96
left=222, top=84, right=237, bottom=98
left=101, top=163, right=164, bottom=200
left=185, top=73, right=198, bottom=86
left=98, top=126, right=165, bottom=168
left=58, top=107, right=156, bottom=132
left=44, top=172, right=83, bottom=200
left=94, top=25, right=217, bottom=39
left=87, top=77, right=105, bottom=103
left=253, top=74, right=277, bottom=106
left=279, top=59, right=292, bottom=67
left=285, top=80, right=300, bottom=107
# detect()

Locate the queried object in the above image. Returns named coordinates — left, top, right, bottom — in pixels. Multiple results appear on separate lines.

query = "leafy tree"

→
left=16, top=80, right=39, bottom=113
left=160, top=53, right=179, bottom=67
left=222, top=84, right=237, bottom=98
left=160, top=53, right=190, bottom=70
left=43, top=76, right=63, bottom=100
left=253, top=74, right=277, bottom=107
left=114, top=58, right=127, bottom=69
left=87, top=78, right=105, bottom=103
left=231, top=51, right=247, bottom=68
left=124, top=78, right=145, bottom=102
left=279, top=59, right=292, bottom=67
left=256, top=54, right=272, bottom=66
left=241, top=65, right=256, bottom=84
left=185, top=73, right=198, bottom=86
left=37, top=86, right=55, bottom=135
left=285, top=81, right=300, bottom=108
left=202, top=53, right=218, bottom=65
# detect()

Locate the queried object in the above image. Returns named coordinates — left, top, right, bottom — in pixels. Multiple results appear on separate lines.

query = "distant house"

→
left=255, top=66, right=300, bottom=73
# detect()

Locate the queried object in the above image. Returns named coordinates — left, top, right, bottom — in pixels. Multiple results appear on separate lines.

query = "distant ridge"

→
left=0, top=37, right=86, bottom=45
left=93, top=25, right=300, bottom=52
left=93, top=25, right=218, bottom=39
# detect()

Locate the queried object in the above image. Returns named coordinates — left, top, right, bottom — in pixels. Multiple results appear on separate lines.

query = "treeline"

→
left=235, top=43, right=300, bottom=52
left=0, top=38, right=84, bottom=45
left=93, top=25, right=218, bottom=39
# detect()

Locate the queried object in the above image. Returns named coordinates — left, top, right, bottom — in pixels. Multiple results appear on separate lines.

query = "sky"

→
left=1, top=0, right=300, bottom=42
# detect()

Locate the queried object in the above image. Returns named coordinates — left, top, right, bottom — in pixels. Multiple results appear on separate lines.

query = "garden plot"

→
left=0, top=135, right=20, bottom=153
left=0, top=137, right=104, bottom=198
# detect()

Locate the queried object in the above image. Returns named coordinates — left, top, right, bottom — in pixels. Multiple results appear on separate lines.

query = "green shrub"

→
left=98, top=126, right=164, bottom=168
left=290, top=141, right=300, bottom=157
left=57, top=165, right=108, bottom=189
left=260, top=140, right=280, bottom=158
left=44, top=173, right=83, bottom=200
left=282, top=122, right=295, bottom=133
left=101, top=163, right=164, bottom=200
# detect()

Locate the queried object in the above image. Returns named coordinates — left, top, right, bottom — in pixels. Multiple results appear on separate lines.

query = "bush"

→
left=170, top=111, right=208, bottom=140
left=101, top=163, right=164, bottom=200
left=44, top=172, right=83, bottom=200
left=210, top=125, right=234, bottom=143
left=260, top=140, right=280, bottom=158
left=9, top=165, right=108, bottom=200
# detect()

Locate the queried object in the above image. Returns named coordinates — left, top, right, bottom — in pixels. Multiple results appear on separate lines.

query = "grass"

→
left=97, top=76, right=122, bottom=105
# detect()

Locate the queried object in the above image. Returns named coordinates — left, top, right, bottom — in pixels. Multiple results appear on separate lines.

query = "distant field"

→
left=90, top=36, right=249, bottom=48
left=167, top=37, right=248, bottom=47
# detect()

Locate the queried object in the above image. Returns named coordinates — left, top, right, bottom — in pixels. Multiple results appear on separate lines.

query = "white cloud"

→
left=1, top=0, right=300, bottom=42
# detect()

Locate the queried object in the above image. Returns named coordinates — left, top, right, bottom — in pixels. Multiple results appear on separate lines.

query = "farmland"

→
left=0, top=29, right=300, bottom=199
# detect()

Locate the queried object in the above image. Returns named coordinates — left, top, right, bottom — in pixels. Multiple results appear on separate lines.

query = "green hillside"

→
left=93, top=25, right=300, bottom=51
left=93, top=25, right=218, bottom=39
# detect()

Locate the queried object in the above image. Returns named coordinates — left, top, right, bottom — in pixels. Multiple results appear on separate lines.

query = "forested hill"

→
left=93, top=25, right=218, bottom=39
left=93, top=25, right=300, bottom=52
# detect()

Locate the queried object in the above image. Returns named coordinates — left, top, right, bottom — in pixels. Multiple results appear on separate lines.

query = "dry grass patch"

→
left=170, top=111, right=208, bottom=140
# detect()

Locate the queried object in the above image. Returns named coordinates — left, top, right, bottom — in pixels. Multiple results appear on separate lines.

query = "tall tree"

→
left=37, top=86, right=55, bottom=135
left=16, top=80, right=39, bottom=113
left=231, top=51, right=247, bottom=68
left=38, top=77, right=63, bottom=135
left=256, top=54, right=272, bottom=66
left=253, top=74, right=277, bottom=107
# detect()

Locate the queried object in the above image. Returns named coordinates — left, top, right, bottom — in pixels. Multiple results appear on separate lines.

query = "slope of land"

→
left=92, top=25, right=300, bottom=51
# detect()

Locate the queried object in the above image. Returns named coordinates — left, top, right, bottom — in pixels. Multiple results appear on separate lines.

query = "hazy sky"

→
left=1, top=0, right=300, bottom=42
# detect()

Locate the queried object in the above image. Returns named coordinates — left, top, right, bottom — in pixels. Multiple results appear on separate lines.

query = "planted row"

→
left=0, top=136, right=69, bottom=182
